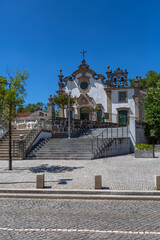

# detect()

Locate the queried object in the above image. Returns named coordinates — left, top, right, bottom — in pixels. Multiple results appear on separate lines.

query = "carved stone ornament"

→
left=77, top=93, right=93, bottom=107
left=71, top=60, right=106, bottom=84
left=106, top=66, right=128, bottom=88
left=77, top=73, right=91, bottom=93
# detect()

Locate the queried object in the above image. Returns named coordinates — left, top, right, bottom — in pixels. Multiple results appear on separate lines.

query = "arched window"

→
left=113, top=77, right=117, bottom=87
left=120, top=76, right=125, bottom=87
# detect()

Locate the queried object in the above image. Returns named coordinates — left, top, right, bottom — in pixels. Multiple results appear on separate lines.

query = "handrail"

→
left=23, top=119, right=52, bottom=151
left=91, top=124, right=129, bottom=155
left=0, top=120, right=8, bottom=137
left=13, top=118, right=52, bottom=158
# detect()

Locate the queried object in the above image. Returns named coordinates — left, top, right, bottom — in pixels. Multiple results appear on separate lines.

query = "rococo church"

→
left=57, top=50, right=145, bottom=126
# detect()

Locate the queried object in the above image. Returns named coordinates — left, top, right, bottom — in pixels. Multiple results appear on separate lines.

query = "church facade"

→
left=57, top=52, right=145, bottom=126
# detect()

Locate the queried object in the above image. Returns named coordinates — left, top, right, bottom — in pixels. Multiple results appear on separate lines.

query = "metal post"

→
left=102, top=132, right=103, bottom=142
left=68, top=91, right=71, bottom=138
left=122, top=126, right=123, bottom=138
left=111, top=125, right=112, bottom=138
left=117, top=125, right=118, bottom=138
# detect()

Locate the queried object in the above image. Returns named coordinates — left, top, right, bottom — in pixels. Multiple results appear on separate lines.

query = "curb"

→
left=0, top=189, right=160, bottom=200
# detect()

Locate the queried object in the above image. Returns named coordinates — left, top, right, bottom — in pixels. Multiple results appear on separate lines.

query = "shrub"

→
left=135, top=144, right=153, bottom=150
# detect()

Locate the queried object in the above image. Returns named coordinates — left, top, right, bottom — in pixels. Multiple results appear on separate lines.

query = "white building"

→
left=57, top=56, right=145, bottom=126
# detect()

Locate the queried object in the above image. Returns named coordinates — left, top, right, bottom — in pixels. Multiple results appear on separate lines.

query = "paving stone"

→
left=0, top=199, right=160, bottom=239
left=0, top=152, right=160, bottom=190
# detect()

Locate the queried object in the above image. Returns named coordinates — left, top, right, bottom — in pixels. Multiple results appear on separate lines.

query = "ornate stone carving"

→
left=77, top=93, right=93, bottom=107
left=77, top=73, right=91, bottom=93
left=106, top=66, right=128, bottom=88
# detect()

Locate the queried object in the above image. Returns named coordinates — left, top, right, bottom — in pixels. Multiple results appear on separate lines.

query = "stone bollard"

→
left=95, top=175, right=102, bottom=189
left=36, top=174, right=45, bottom=189
left=155, top=176, right=160, bottom=190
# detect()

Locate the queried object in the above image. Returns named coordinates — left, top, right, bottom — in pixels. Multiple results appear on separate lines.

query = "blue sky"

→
left=0, top=0, right=160, bottom=105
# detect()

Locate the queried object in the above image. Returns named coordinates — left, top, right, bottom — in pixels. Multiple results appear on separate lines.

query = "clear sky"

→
left=0, top=0, right=160, bottom=105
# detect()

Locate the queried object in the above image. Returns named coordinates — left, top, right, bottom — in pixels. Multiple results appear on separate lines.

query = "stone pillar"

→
left=36, top=174, right=45, bottom=189
left=155, top=176, right=160, bottom=190
left=106, top=89, right=112, bottom=122
left=19, top=135, right=25, bottom=159
left=47, top=95, right=55, bottom=119
left=59, top=107, right=64, bottom=118
left=95, top=175, right=102, bottom=189
left=117, top=77, right=120, bottom=87
left=134, top=76, right=141, bottom=121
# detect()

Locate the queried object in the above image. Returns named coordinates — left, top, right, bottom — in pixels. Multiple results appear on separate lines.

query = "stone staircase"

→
left=0, top=129, right=29, bottom=160
left=28, top=138, right=94, bottom=160
left=27, top=128, right=114, bottom=160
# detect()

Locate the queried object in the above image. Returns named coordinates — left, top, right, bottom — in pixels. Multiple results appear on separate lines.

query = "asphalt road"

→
left=0, top=198, right=160, bottom=239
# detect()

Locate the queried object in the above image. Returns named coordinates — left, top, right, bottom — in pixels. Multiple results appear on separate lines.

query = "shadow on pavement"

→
left=0, top=179, right=73, bottom=186
left=29, top=164, right=83, bottom=173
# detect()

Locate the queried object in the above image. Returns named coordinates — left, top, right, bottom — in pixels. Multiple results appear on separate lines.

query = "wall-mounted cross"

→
left=80, top=49, right=87, bottom=61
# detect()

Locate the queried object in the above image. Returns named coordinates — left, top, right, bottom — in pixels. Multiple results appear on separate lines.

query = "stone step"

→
left=0, top=129, right=29, bottom=160
left=33, top=153, right=93, bottom=157
left=33, top=150, right=92, bottom=153
left=28, top=156, right=93, bottom=160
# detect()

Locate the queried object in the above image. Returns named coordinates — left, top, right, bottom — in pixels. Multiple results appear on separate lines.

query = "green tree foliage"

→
left=81, top=106, right=98, bottom=121
left=129, top=71, right=160, bottom=90
left=18, top=102, right=47, bottom=113
left=81, top=106, right=98, bottom=114
left=0, top=70, right=28, bottom=120
left=53, top=93, right=76, bottom=117
left=143, top=81, right=160, bottom=143
left=0, top=70, right=28, bottom=170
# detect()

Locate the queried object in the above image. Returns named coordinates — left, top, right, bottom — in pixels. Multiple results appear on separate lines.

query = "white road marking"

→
left=0, top=227, right=159, bottom=235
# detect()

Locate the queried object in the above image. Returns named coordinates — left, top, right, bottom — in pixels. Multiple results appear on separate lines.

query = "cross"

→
left=80, top=49, right=87, bottom=61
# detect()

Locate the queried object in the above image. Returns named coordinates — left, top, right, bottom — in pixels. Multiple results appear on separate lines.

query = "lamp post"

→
left=68, top=90, right=71, bottom=138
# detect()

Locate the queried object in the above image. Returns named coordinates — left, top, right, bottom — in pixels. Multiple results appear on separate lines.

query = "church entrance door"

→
left=97, top=110, right=102, bottom=122
left=80, top=108, right=89, bottom=120
left=118, top=110, right=128, bottom=124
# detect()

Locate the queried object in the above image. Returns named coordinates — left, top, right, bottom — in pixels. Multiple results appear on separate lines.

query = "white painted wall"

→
left=63, top=73, right=107, bottom=112
left=111, top=88, right=135, bottom=117
left=31, top=131, right=52, bottom=148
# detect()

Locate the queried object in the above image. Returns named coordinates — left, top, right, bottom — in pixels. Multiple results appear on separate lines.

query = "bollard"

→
left=95, top=175, right=102, bottom=189
left=155, top=176, right=160, bottom=190
left=36, top=174, right=45, bottom=189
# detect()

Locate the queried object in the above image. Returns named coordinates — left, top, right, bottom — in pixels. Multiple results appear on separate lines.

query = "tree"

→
left=53, top=93, right=76, bottom=117
left=129, top=70, right=160, bottom=90
left=143, top=81, right=160, bottom=143
left=18, top=102, right=47, bottom=113
left=0, top=70, right=28, bottom=170
left=81, top=106, right=98, bottom=120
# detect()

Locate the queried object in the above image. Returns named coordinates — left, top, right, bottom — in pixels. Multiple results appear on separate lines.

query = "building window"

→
left=80, top=82, right=88, bottom=90
left=119, top=91, right=127, bottom=102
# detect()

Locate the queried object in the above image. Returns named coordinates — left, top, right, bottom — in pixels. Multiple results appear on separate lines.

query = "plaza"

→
left=0, top=152, right=160, bottom=191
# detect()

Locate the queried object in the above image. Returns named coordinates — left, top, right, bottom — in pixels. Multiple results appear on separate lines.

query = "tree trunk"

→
left=9, top=119, right=12, bottom=170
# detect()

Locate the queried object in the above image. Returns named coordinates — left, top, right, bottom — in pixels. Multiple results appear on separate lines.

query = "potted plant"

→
left=135, top=144, right=154, bottom=158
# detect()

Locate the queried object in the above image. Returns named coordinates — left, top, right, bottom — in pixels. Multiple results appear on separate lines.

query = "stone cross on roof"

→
left=80, top=49, right=87, bottom=61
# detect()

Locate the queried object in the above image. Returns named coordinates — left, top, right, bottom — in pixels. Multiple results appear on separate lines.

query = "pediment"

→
left=77, top=93, right=93, bottom=106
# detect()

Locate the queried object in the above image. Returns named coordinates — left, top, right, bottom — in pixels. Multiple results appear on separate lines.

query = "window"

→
left=119, top=91, right=127, bottom=102
left=80, top=82, right=88, bottom=90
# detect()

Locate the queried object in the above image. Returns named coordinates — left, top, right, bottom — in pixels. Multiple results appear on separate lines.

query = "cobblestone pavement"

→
left=0, top=198, right=160, bottom=239
left=0, top=152, right=160, bottom=190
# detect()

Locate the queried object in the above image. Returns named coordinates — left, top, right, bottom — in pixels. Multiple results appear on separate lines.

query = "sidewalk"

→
left=0, top=152, right=160, bottom=191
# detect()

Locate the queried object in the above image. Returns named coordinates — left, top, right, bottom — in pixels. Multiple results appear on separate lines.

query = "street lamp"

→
left=68, top=90, right=71, bottom=138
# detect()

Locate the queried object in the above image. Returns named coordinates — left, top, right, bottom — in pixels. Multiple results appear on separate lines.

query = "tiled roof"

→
left=18, top=112, right=33, bottom=117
